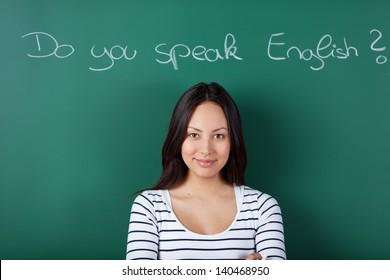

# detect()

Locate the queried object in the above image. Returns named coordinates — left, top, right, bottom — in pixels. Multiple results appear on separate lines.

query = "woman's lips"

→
left=195, top=159, right=216, bottom=167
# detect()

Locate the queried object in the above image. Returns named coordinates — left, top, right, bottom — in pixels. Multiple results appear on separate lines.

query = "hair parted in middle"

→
left=151, top=82, right=247, bottom=190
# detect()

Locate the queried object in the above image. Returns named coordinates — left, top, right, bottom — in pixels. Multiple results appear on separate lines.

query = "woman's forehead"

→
left=188, top=102, right=228, bottom=130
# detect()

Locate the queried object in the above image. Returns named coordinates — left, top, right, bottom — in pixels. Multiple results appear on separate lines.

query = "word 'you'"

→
left=21, top=30, right=388, bottom=71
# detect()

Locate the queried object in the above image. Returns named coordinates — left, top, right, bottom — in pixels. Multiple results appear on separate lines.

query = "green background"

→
left=1, top=0, right=389, bottom=259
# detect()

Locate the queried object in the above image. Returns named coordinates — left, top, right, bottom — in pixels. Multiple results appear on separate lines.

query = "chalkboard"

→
left=1, top=0, right=389, bottom=260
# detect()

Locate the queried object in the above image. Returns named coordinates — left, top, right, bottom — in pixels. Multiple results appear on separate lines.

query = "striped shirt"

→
left=126, top=185, right=286, bottom=260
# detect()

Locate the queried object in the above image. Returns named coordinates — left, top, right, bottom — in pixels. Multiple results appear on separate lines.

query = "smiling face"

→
left=181, top=101, right=231, bottom=182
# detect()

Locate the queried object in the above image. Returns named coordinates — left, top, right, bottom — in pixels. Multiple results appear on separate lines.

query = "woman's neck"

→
left=172, top=173, right=232, bottom=197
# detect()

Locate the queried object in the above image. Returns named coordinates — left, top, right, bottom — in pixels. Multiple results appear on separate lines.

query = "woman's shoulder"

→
left=131, top=189, right=171, bottom=217
left=134, top=189, right=168, bottom=204
left=238, top=185, right=268, bottom=196
left=238, top=185, right=279, bottom=206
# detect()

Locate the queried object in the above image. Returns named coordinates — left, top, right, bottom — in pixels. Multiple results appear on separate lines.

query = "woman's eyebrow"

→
left=187, top=126, right=228, bottom=132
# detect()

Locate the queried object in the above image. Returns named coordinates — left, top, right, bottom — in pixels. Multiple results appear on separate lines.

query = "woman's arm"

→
left=255, top=194, right=286, bottom=260
left=126, top=193, right=159, bottom=260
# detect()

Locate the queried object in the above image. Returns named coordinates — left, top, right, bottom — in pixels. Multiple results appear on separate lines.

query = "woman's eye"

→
left=189, top=133, right=199, bottom=138
left=214, top=134, right=225, bottom=139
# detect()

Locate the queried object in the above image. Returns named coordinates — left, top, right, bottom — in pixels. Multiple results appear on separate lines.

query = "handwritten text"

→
left=20, top=30, right=388, bottom=72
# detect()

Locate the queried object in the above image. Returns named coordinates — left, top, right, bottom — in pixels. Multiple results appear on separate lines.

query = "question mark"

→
left=370, top=29, right=387, bottom=64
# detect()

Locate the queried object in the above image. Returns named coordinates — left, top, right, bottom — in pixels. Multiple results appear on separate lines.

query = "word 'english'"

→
left=155, top=33, right=243, bottom=70
left=267, top=33, right=359, bottom=70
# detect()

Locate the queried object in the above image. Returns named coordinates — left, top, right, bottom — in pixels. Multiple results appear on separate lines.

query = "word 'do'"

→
left=21, top=32, right=74, bottom=59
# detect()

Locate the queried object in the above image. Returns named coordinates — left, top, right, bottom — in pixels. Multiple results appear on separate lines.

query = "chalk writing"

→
left=370, top=29, right=387, bottom=65
left=21, top=32, right=74, bottom=58
left=267, top=33, right=359, bottom=71
left=155, top=33, right=242, bottom=70
left=89, top=45, right=137, bottom=71
left=20, top=30, right=388, bottom=72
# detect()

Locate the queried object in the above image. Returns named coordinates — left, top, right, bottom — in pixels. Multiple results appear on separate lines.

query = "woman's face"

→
left=181, top=101, right=231, bottom=182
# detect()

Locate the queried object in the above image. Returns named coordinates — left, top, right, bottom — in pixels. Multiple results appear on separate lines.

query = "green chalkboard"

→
left=1, top=0, right=389, bottom=260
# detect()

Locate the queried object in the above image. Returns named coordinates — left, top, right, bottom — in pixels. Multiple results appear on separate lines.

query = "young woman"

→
left=126, top=82, right=286, bottom=260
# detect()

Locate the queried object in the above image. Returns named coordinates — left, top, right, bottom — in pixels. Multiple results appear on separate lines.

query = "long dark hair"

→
left=151, top=82, right=247, bottom=190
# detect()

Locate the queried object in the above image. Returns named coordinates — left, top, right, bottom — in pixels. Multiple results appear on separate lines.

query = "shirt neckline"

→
left=161, top=185, right=244, bottom=237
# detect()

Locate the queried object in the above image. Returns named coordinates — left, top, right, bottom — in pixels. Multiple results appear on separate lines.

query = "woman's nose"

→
left=199, top=139, right=212, bottom=156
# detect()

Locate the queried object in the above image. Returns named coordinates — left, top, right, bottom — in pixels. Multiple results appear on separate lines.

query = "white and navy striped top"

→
left=126, top=185, right=286, bottom=260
